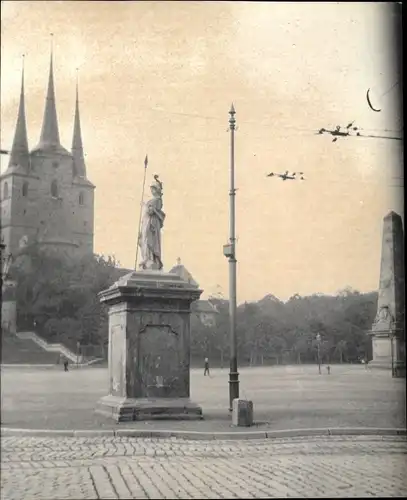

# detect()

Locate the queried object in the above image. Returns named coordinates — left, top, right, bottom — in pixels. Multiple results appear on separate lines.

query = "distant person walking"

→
left=63, top=359, right=69, bottom=372
left=204, top=357, right=210, bottom=376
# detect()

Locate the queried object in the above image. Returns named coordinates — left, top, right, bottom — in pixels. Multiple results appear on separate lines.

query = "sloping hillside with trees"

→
left=10, top=245, right=377, bottom=365
left=12, top=244, right=124, bottom=357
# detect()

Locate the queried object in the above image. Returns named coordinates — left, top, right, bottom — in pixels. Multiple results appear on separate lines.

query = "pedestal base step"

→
left=95, top=395, right=204, bottom=422
left=368, top=360, right=406, bottom=377
left=368, top=360, right=393, bottom=370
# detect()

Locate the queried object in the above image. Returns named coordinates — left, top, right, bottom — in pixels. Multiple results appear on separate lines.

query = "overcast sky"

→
left=1, top=1, right=403, bottom=302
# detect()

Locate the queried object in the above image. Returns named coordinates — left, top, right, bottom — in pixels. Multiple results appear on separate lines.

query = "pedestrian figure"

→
left=63, top=359, right=69, bottom=372
left=326, top=365, right=331, bottom=375
left=204, top=357, right=210, bottom=376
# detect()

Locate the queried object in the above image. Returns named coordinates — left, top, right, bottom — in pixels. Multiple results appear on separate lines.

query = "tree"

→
left=209, top=297, right=229, bottom=368
left=334, top=340, right=347, bottom=363
left=292, top=335, right=309, bottom=364
left=12, top=244, right=122, bottom=353
left=267, top=334, right=287, bottom=365
left=190, top=313, right=209, bottom=352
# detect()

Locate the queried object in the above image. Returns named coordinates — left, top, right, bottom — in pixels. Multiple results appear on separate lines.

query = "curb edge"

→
left=1, top=426, right=406, bottom=440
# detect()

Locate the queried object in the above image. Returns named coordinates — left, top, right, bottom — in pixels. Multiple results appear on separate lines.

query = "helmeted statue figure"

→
left=138, top=175, right=165, bottom=270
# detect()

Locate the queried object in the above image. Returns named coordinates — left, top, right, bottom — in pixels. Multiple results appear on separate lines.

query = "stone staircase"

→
left=16, top=331, right=83, bottom=363
left=2, top=331, right=104, bottom=366
left=1, top=334, right=61, bottom=365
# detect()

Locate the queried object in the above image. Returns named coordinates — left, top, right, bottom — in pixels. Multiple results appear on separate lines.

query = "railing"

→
left=16, top=331, right=83, bottom=363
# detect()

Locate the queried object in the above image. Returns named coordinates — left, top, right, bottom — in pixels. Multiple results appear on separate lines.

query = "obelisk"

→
left=369, top=211, right=405, bottom=377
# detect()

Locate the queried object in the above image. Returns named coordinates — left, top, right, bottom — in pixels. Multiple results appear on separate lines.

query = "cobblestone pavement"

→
left=1, top=435, right=407, bottom=499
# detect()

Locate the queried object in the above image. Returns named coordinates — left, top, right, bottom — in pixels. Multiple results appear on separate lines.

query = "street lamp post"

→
left=223, top=104, right=239, bottom=411
left=316, top=333, right=322, bottom=374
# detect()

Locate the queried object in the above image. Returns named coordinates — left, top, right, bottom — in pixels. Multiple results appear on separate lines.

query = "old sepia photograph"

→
left=0, top=1, right=405, bottom=498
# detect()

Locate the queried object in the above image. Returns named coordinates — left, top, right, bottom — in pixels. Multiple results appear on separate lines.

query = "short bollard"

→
left=232, top=398, right=254, bottom=427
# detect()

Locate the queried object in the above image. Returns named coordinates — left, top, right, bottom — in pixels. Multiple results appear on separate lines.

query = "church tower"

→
left=1, top=57, right=38, bottom=254
left=0, top=49, right=95, bottom=258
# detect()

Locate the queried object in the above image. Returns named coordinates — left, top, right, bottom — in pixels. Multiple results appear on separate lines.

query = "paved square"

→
left=2, top=364, right=406, bottom=498
left=1, top=435, right=407, bottom=499
left=1, top=364, right=405, bottom=431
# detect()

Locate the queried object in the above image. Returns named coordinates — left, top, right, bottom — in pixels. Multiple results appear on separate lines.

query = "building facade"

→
left=1, top=54, right=95, bottom=258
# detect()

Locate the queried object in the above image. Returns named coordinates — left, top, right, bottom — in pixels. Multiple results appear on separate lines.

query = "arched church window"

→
left=51, top=180, right=58, bottom=198
left=79, top=192, right=84, bottom=206
left=3, top=182, right=9, bottom=199
left=22, top=182, right=29, bottom=197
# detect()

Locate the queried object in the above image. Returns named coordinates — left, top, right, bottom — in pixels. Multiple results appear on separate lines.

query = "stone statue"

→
left=138, top=175, right=166, bottom=270
left=373, top=305, right=394, bottom=328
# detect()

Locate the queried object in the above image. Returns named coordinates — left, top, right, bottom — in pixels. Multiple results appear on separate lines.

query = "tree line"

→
left=190, top=290, right=377, bottom=367
left=9, top=245, right=377, bottom=364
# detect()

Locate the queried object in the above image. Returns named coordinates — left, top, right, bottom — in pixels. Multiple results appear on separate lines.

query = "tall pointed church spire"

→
left=38, top=36, right=60, bottom=147
left=9, top=56, right=29, bottom=169
left=71, top=70, right=86, bottom=177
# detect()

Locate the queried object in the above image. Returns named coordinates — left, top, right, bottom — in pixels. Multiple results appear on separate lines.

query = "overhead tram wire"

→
left=355, top=127, right=403, bottom=134
left=149, top=106, right=320, bottom=132
left=317, top=124, right=402, bottom=142
left=367, top=80, right=400, bottom=110
left=318, top=77, right=402, bottom=142
left=380, top=80, right=399, bottom=98
left=304, top=176, right=404, bottom=189
left=149, top=105, right=403, bottom=141
left=354, top=133, right=402, bottom=142
left=361, top=81, right=402, bottom=141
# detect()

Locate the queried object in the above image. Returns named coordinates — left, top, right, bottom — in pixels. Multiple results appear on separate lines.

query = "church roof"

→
left=34, top=49, right=63, bottom=151
left=71, top=78, right=87, bottom=178
left=8, top=60, right=29, bottom=170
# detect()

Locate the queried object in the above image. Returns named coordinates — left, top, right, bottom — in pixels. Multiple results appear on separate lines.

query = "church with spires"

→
left=0, top=52, right=95, bottom=258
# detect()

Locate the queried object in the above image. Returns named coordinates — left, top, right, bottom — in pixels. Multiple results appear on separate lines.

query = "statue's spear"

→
left=135, top=155, right=148, bottom=269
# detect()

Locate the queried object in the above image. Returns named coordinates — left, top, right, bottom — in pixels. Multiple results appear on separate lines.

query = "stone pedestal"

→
left=95, top=270, right=204, bottom=421
left=370, top=333, right=405, bottom=373
left=369, top=212, right=405, bottom=377
left=232, top=399, right=254, bottom=427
